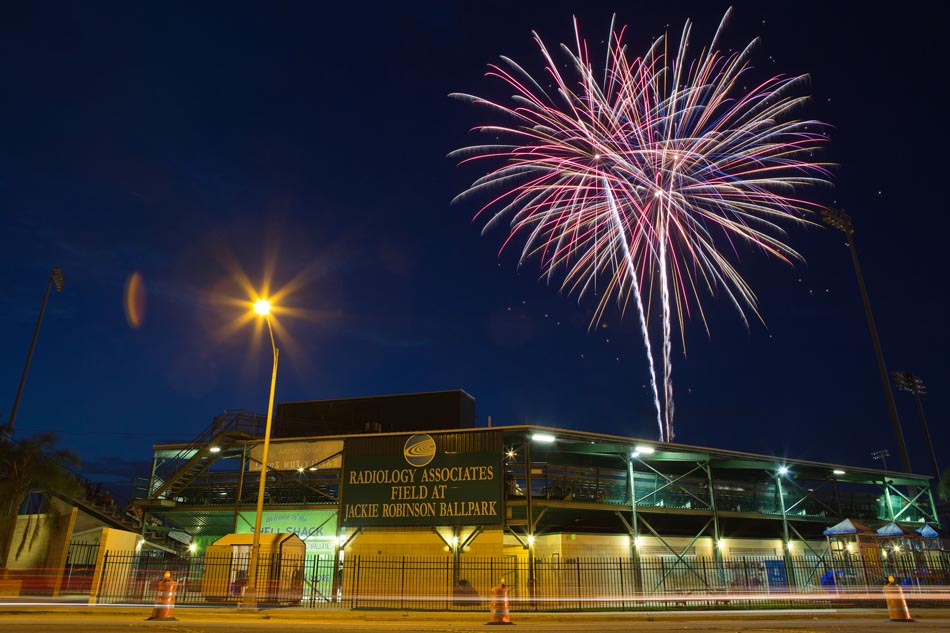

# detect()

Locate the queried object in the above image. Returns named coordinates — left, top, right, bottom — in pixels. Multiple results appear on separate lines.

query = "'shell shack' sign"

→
left=341, top=433, right=502, bottom=527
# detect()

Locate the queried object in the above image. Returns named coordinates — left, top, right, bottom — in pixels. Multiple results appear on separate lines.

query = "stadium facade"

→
left=137, top=389, right=941, bottom=569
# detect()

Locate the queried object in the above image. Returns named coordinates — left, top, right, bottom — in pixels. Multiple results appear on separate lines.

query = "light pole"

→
left=6, top=267, right=65, bottom=437
left=872, top=449, right=894, bottom=521
left=241, top=298, right=279, bottom=610
left=821, top=209, right=911, bottom=474
left=892, top=371, right=940, bottom=480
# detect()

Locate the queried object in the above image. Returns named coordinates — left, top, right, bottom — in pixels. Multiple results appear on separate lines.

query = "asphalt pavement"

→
left=1, top=608, right=950, bottom=633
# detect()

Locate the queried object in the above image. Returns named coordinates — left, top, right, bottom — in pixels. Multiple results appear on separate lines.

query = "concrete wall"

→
left=7, top=513, right=56, bottom=570
left=4, top=498, right=78, bottom=596
left=87, top=528, right=143, bottom=605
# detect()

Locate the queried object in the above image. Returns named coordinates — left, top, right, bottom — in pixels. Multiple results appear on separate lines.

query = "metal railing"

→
left=93, top=551, right=337, bottom=607
left=83, top=550, right=950, bottom=610
left=503, top=465, right=920, bottom=524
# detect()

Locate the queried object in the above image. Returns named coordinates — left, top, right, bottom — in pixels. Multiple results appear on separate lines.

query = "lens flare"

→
left=124, top=272, right=147, bottom=329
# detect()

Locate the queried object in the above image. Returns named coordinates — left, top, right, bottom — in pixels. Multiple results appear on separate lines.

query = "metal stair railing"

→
left=149, top=410, right=265, bottom=500
left=47, top=478, right=187, bottom=554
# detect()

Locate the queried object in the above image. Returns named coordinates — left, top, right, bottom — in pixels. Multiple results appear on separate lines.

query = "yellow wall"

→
left=5, top=498, right=77, bottom=579
left=7, top=513, right=55, bottom=569
left=499, top=532, right=825, bottom=561
left=342, top=529, right=827, bottom=561
left=343, top=527, right=504, bottom=559
left=338, top=527, right=503, bottom=608
left=87, top=528, right=143, bottom=605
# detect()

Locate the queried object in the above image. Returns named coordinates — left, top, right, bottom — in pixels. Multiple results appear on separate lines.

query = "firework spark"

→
left=450, top=9, right=832, bottom=441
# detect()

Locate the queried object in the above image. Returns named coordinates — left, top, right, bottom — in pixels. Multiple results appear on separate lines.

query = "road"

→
left=0, top=611, right=948, bottom=633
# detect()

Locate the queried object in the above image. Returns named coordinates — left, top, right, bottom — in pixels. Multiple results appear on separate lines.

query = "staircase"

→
left=146, top=410, right=264, bottom=502
left=49, top=487, right=186, bottom=554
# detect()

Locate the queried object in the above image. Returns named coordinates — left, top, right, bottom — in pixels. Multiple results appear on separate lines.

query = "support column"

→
left=627, top=457, right=642, bottom=593
left=775, top=473, right=797, bottom=587
left=232, top=445, right=248, bottom=532
left=832, top=474, right=843, bottom=518
left=705, top=464, right=723, bottom=578
left=924, top=486, right=939, bottom=526
left=883, top=479, right=896, bottom=521
left=524, top=435, right=536, bottom=599
left=452, top=525, right=461, bottom=585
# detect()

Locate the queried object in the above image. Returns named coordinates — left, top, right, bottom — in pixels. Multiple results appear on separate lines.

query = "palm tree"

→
left=0, top=432, right=81, bottom=568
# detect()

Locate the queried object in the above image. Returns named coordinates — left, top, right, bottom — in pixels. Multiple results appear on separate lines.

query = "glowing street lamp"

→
left=241, top=296, right=279, bottom=610
left=5, top=267, right=65, bottom=437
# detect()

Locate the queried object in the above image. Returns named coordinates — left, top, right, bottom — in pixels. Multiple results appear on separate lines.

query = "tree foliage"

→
left=0, top=432, right=81, bottom=567
left=939, top=467, right=950, bottom=503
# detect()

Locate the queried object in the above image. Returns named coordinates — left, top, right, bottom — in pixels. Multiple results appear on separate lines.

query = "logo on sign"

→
left=403, top=433, right=436, bottom=467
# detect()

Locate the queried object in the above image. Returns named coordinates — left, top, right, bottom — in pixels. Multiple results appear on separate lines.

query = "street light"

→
left=892, top=371, right=940, bottom=480
left=241, top=297, right=279, bottom=610
left=821, top=208, right=911, bottom=474
left=5, top=267, right=65, bottom=437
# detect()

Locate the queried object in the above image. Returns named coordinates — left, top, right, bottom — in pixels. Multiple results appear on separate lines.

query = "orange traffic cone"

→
left=147, top=571, right=179, bottom=621
left=883, top=576, right=913, bottom=622
left=486, top=580, right=514, bottom=625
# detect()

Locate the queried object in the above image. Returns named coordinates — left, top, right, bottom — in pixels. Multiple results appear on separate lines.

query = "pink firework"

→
left=450, top=9, right=832, bottom=441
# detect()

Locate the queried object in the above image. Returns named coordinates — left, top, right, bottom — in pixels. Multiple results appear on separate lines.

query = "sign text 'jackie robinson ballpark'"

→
left=341, top=433, right=503, bottom=527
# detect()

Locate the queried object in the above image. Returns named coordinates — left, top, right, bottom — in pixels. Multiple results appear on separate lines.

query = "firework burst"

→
left=450, top=9, right=832, bottom=441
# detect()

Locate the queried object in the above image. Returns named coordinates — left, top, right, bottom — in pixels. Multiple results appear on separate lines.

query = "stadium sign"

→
left=341, top=433, right=502, bottom=527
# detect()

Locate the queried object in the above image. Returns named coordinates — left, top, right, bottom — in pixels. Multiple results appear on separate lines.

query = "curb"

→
left=0, top=606, right=949, bottom=622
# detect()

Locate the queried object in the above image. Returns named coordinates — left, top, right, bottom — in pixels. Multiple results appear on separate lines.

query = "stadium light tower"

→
left=892, top=371, right=940, bottom=480
left=821, top=209, right=911, bottom=474
left=871, top=449, right=891, bottom=474
left=5, top=267, right=65, bottom=437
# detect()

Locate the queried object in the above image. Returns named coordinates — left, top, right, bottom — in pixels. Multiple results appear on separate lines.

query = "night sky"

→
left=2, top=1, right=946, bottom=500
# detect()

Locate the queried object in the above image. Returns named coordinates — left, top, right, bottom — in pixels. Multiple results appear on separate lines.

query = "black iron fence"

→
left=94, top=552, right=337, bottom=607
left=340, top=552, right=950, bottom=610
left=87, top=549, right=950, bottom=610
left=60, top=541, right=100, bottom=595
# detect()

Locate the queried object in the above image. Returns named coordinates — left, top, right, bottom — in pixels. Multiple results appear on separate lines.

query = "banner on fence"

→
left=249, top=439, right=343, bottom=472
left=235, top=509, right=337, bottom=557
left=341, top=433, right=502, bottom=527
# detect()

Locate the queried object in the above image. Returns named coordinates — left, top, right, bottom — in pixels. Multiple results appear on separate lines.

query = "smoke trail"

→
left=658, top=223, right=674, bottom=442
left=604, top=177, right=663, bottom=439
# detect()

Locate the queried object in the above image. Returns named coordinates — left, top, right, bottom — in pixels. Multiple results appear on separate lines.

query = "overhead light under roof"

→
left=833, top=469, right=846, bottom=475
left=209, top=446, right=221, bottom=453
left=634, top=445, right=655, bottom=455
left=531, top=433, right=556, bottom=443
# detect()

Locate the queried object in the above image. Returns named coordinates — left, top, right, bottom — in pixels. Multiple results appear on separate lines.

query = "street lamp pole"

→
left=241, top=299, right=279, bottom=610
left=6, top=267, right=65, bottom=437
left=821, top=209, right=911, bottom=474
left=892, top=371, right=940, bottom=480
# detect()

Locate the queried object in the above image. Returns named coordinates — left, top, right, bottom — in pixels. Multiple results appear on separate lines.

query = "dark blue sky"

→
left=2, top=1, right=946, bottom=495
